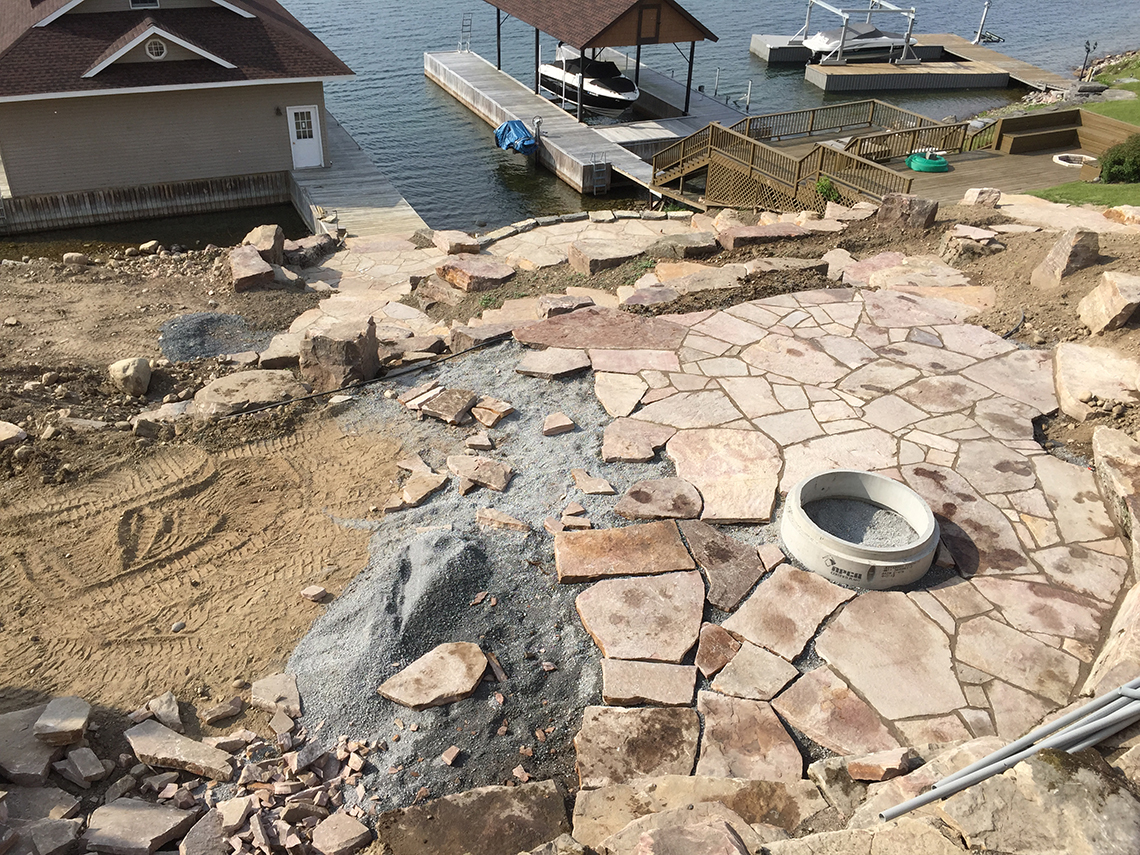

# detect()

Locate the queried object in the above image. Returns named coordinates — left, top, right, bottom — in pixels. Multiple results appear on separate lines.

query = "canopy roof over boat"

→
left=481, top=0, right=717, bottom=50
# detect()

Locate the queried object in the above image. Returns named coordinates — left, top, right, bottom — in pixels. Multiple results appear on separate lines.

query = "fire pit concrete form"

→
left=781, top=469, right=939, bottom=590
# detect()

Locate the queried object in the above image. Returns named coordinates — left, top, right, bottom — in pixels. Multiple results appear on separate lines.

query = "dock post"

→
left=684, top=41, right=695, bottom=115
left=635, top=43, right=642, bottom=85
left=534, top=28, right=540, bottom=94
left=496, top=9, right=502, bottom=70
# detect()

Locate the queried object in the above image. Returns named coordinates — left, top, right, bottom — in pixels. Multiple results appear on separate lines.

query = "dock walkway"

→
left=289, top=111, right=427, bottom=243
left=922, top=34, right=1073, bottom=91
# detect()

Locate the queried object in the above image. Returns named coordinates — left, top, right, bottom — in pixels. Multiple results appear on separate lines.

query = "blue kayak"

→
left=495, top=120, right=538, bottom=155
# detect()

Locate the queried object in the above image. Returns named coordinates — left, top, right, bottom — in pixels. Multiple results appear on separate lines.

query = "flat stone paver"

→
left=678, top=520, right=764, bottom=612
left=710, top=641, right=798, bottom=701
left=955, top=615, right=1080, bottom=704
left=614, top=478, right=702, bottom=520
left=601, top=660, right=697, bottom=707
left=376, top=642, right=487, bottom=710
left=667, top=428, right=782, bottom=523
left=574, top=706, right=700, bottom=789
left=695, top=692, right=802, bottom=781
left=576, top=572, right=704, bottom=662
left=555, top=521, right=695, bottom=583
left=772, top=666, right=900, bottom=757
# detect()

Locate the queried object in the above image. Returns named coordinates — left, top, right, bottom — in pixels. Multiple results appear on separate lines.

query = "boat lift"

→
left=790, top=0, right=920, bottom=66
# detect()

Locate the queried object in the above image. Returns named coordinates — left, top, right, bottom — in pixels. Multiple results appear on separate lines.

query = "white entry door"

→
left=287, top=105, right=323, bottom=168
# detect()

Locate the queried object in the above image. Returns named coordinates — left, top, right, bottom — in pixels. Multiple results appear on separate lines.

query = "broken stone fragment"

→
left=601, top=660, right=697, bottom=706
left=601, top=418, right=675, bottom=463
left=146, top=692, right=183, bottom=733
left=471, top=396, right=515, bottom=428
left=377, top=642, right=488, bottom=710
left=84, top=798, right=198, bottom=855
left=250, top=673, right=301, bottom=718
left=431, top=230, right=479, bottom=255
left=614, top=478, right=702, bottom=521
left=465, top=431, right=493, bottom=450
left=311, top=813, right=372, bottom=855
left=401, top=471, right=448, bottom=506
left=420, top=388, right=477, bottom=425
left=33, top=697, right=91, bottom=747
left=67, top=746, right=107, bottom=783
left=574, top=706, right=700, bottom=789
left=124, top=721, right=234, bottom=782
left=516, top=348, right=592, bottom=380
left=216, top=798, right=253, bottom=836
left=178, top=809, right=225, bottom=855
left=200, top=697, right=243, bottom=726
left=569, top=469, right=615, bottom=495
left=440, top=746, right=461, bottom=766
left=695, top=623, right=742, bottom=678
left=446, top=455, right=513, bottom=492
left=300, top=585, right=327, bottom=602
left=374, top=781, right=569, bottom=855
left=475, top=508, right=530, bottom=532
left=0, top=705, right=62, bottom=786
left=436, top=256, right=515, bottom=292
left=269, top=709, right=294, bottom=736
left=538, top=294, right=594, bottom=318
left=961, top=187, right=1001, bottom=207
left=1030, top=227, right=1100, bottom=290
left=542, top=413, right=576, bottom=436
left=845, top=747, right=913, bottom=782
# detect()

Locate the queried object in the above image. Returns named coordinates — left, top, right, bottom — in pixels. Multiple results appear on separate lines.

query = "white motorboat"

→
left=802, top=21, right=916, bottom=61
left=539, top=46, right=639, bottom=118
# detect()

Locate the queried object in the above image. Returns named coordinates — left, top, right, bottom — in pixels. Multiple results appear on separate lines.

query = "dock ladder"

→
left=589, top=154, right=610, bottom=196
left=458, top=14, right=472, bottom=52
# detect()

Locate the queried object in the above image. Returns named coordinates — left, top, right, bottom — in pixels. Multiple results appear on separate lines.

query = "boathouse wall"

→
left=0, top=81, right=326, bottom=198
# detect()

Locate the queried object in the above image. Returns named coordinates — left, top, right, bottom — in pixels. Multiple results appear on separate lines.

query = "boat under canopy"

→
left=539, top=48, right=639, bottom=118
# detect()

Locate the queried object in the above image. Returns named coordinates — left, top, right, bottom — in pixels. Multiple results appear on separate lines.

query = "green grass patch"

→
left=1029, top=180, right=1140, bottom=206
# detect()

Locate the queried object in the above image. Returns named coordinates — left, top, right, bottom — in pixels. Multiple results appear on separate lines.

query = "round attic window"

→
left=145, top=38, right=167, bottom=60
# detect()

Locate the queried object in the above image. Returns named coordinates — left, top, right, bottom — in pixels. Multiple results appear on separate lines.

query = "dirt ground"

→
left=3, top=200, right=1139, bottom=719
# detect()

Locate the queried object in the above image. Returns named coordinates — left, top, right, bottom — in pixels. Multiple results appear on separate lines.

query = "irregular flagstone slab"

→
left=898, top=714, right=975, bottom=745
left=598, top=804, right=768, bottom=855
left=568, top=240, right=645, bottom=275
left=575, top=571, right=704, bottom=662
left=570, top=468, right=616, bottom=495
left=628, top=820, right=749, bottom=855
left=446, top=455, right=513, bottom=491
left=961, top=349, right=1056, bottom=414
left=516, top=348, right=591, bottom=379
left=710, top=641, right=798, bottom=701
left=836, top=360, right=921, bottom=400
left=2, top=785, right=80, bottom=822
left=903, top=463, right=1032, bottom=576
left=896, top=374, right=994, bottom=414
left=19, top=817, right=82, bottom=855
left=678, top=520, right=764, bottom=612
left=780, top=429, right=898, bottom=492
left=862, top=290, right=959, bottom=328
left=33, top=697, right=90, bottom=747
left=646, top=232, right=720, bottom=259
left=971, top=577, right=1105, bottom=643
left=1033, top=454, right=1117, bottom=544
left=772, top=665, right=900, bottom=756
left=250, top=672, right=300, bottom=717
left=178, top=809, right=225, bottom=855
left=0, top=705, right=60, bottom=785
left=601, top=660, right=697, bottom=706
left=574, top=706, right=700, bottom=789
left=1086, top=582, right=1140, bottom=696
left=955, top=615, right=1079, bottom=704
left=615, top=478, right=702, bottom=520
left=740, top=334, right=848, bottom=383
left=634, top=390, right=743, bottom=429
left=724, top=565, right=855, bottom=662
left=1079, top=270, right=1140, bottom=334
left=435, top=255, right=515, bottom=292
left=124, top=721, right=234, bottom=781
left=765, top=817, right=966, bottom=855
left=514, top=307, right=687, bottom=351
left=695, top=692, right=802, bottom=782
left=311, top=814, right=371, bottom=855
left=955, top=439, right=1036, bottom=494
left=986, top=678, right=1055, bottom=741
left=696, top=623, right=743, bottom=677
left=85, top=799, right=198, bottom=855
left=1053, top=342, right=1140, bottom=421
left=695, top=312, right=771, bottom=347
left=717, top=224, right=809, bottom=250
left=374, top=781, right=569, bottom=855
left=868, top=254, right=972, bottom=289
left=934, top=323, right=1016, bottom=359
left=973, top=396, right=1039, bottom=440
left=843, top=252, right=906, bottom=288
left=587, top=348, right=680, bottom=374
left=1033, top=543, right=1129, bottom=604
left=875, top=341, right=974, bottom=374
left=667, top=429, right=781, bottom=523
left=572, top=775, right=829, bottom=849
left=594, top=372, right=647, bottom=417
left=817, top=334, right=878, bottom=368
left=193, top=370, right=311, bottom=419
left=937, top=751, right=1140, bottom=855
left=376, top=642, right=487, bottom=710
left=816, top=592, right=965, bottom=720
left=601, top=418, right=676, bottom=462
left=555, top=520, right=694, bottom=582
left=718, top=377, right=783, bottom=419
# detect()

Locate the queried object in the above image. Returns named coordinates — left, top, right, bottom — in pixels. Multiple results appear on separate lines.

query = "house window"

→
left=130, top=0, right=160, bottom=8
left=294, top=110, right=314, bottom=140
left=145, top=38, right=167, bottom=60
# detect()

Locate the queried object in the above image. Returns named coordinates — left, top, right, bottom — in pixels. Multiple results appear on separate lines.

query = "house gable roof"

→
left=36, top=0, right=255, bottom=28
left=0, top=0, right=352, bottom=100
left=83, top=18, right=237, bottom=78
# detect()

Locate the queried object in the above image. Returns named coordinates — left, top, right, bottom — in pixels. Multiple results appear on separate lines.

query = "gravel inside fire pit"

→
left=803, top=497, right=918, bottom=548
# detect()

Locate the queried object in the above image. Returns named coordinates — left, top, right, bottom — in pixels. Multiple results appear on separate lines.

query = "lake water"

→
left=284, top=0, right=1140, bottom=230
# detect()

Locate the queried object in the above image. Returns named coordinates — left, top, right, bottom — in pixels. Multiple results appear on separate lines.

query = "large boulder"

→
left=193, top=370, right=311, bottom=419
left=436, top=256, right=515, bottom=292
left=962, top=187, right=1002, bottom=207
left=1078, top=270, right=1140, bottom=334
left=299, top=317, right=380, bottom=393
left=243, top=224, right=285, bottom=266
left=108, top=358, right=151, bottom=397
left=1030, top=227, right=1100, bottom=290
left=229, top=245, right=274, bottom=292
left=876, top=193, right=938, bottom=233
left=284, top=233, right=337, bottom=267
left=568, top=240, right=644, bottom=275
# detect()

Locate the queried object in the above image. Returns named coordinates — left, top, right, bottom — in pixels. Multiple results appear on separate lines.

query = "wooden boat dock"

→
left=922, top=34, right=1073, bottom=91
left=425, top=49, right=743, bottom=196
left=289, top=111, right=427, bottom=242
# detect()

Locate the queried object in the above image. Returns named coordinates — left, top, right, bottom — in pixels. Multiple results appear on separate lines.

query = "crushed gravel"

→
left=158, top=312, right=273, bottom=362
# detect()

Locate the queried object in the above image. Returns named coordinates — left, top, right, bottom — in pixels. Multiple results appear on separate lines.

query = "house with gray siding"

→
left=0, top=0, right=353, bottom=232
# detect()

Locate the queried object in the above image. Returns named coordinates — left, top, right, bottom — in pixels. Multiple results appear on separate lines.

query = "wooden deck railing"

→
left=844, top=123, right=969, bottom=161
left=812, top=148, right=914, bottom=200
left=729, top=99, right=942, bottom=142
left=653, top=125, right=713, bottom=179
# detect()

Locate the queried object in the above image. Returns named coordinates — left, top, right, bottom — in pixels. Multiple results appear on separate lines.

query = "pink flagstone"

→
left=955, top=615, right=1079, bottom=705
left=695, top=692, right=802, bottom=782
left=740, top=334, right=848, bottom=383
left=576, top=571, right=705, bottom=662
left=667, top=428, right=782, bottom=523
left=962, top=349, right=1057, bottom=414
left=772, top=666, right=900, bottom=756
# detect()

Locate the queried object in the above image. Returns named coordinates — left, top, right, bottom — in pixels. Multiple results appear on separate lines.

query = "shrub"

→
left=1100, top=133, right=1140, bottom=184
left=816, top=176, right=841, bottom=202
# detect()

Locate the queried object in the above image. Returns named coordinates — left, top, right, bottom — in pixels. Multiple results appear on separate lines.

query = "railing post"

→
left=808, top=109, right=816, bottom=134
left=868, top=100, right=877, bottom=127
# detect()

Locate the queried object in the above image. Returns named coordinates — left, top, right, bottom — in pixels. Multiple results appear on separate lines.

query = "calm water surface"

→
left=283, top=0, right=1140, bottom=229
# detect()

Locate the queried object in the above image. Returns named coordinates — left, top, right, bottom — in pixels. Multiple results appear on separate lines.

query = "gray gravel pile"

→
left=802, top=497, right=919, bottom=548
left=158, top=312, right=272, bottom=362
left=287, top=340, right=683, bottom=810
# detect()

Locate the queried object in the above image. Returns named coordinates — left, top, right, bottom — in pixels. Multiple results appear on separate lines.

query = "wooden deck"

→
left=289, top=111, right=427, bottom=242
left=904, top=148, right=1087, bottom=204
left=806, top=59, right=1009, bottom=92
left=919, top=34, right=1073, bottom=91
